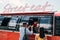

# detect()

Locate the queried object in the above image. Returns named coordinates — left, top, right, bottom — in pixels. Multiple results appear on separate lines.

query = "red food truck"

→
left=0, top=12, right=60, bottom=40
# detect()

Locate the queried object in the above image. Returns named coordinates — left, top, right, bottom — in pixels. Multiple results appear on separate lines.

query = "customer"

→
left=32, top=21, right=39, bottom=33
left=28, top=18, right=34, bottom=31
left=35, top=27, right=45, bottom=40
left=39, top=27, right=45, bottom=40
left=19, top=22, right=33, bottom=40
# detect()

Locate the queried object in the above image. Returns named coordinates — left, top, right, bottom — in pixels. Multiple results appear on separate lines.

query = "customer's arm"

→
left=28, top=25, right=31, bottom=29
left=26, top=28, right=33, bottom=34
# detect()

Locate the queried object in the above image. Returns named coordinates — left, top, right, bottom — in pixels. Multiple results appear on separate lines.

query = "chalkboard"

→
left=55, top=16, right=60, bottom=36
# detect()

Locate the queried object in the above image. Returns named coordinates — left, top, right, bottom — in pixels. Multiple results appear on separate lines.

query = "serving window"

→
left=0, top=13, right=54, bottom=35
left=0, top=16, right=20, bottom=31
left=20, top=15, right=53, bottom=35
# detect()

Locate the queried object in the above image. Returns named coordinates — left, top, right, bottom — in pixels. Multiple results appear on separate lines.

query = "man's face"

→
left=34, top=22, right=37, bottom=24
left=23, top=24, right=28, bottom=27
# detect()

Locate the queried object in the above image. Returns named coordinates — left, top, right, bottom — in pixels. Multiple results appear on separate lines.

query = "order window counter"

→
left=47, top=36, right=60, bottom=40
left=0, top=30, right=19, bottom=40
left=28, top=34, right=35, bottom=40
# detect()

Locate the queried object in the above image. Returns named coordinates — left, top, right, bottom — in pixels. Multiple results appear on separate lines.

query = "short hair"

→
left=23, top=22, right=27, bottom=25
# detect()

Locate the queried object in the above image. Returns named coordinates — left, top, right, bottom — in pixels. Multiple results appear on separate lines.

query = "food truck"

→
left=0, top=12, right=60, bottom=40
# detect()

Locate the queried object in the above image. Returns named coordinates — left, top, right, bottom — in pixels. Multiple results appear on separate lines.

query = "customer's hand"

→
left=31, top=25, right=33, bottom=28
left=31, top=25, right=33, bottom=32
left=28, top=25, right=31, bottom=29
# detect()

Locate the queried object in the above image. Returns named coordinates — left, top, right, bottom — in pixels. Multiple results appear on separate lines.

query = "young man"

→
left=19, top=23, right=33, bottom=40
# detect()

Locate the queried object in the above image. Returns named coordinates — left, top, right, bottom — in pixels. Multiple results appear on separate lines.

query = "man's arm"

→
left=26, top=28, right=33, bottom=34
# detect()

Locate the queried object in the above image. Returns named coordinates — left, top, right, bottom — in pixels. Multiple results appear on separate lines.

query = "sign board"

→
left=0, top=0, right=60, bottom=13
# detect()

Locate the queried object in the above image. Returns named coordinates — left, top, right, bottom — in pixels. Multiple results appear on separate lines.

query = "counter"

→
left=0, top=30, right=19, bottom=40
left=0, top=30, right=60, bottom=40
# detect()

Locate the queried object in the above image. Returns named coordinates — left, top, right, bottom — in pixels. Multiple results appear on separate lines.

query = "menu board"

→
left=55, top=16, right=60, bottom=36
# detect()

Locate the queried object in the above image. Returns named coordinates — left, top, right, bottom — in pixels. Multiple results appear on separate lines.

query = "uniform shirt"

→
left=19, top=27, right=33, bottom=40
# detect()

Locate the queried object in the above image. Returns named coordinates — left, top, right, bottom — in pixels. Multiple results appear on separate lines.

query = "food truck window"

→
left=0, top=16, right=20, bottom=31
left=8, top=17, right=18, bottom=27
left=39, top=16, right=53, bottom=34
left=1, top=17, right=11, bottom=26
left=0, top=17, right=11, bottom=30
left=0, top=15, right=53, bottom=33
left=8, top=16, right=19, bottom=31
left=20, top=15, right=53, bottom=34
left=54, top=16, right=60, bottom=36
left=0, top=16, right=5, bottom=26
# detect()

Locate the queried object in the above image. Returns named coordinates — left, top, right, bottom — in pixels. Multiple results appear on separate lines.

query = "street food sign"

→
left=0, top=0, right=60, bottom=13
